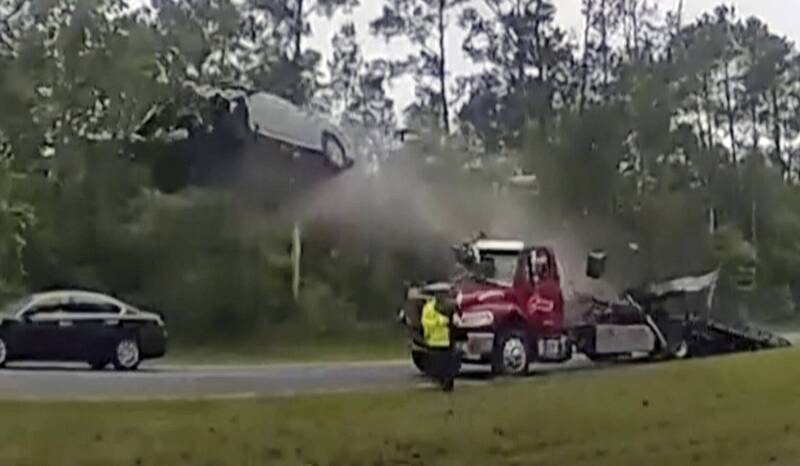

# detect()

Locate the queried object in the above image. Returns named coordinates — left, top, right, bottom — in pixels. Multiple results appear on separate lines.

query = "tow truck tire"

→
left=672, top=339, right=690, bottom=360
left=492, top=330, right=529, bottom=377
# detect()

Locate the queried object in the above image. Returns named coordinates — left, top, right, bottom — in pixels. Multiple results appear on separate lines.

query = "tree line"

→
left=0, top=0, right=799, bottom=344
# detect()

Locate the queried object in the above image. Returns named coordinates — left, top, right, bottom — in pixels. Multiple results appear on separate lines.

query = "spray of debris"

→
left=273, top=147, right=622, bottom=313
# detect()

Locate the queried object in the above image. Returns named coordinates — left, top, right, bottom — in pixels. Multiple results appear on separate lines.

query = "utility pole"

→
left=751, top=199, right=758, bottom=248
left=292, top=222, right=302, bottom=301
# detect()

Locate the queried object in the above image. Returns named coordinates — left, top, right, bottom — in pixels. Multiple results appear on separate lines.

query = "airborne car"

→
left=188, top=84, right=355, bottom=170
left=141, top=84, right=356, bottom=198
left=0, top=290, right=167, bottom=370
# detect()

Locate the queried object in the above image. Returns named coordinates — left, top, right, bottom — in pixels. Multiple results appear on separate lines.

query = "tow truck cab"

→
left=401, top=238, right=792, bottom=377
left=450, top=239, right=570, bottom=373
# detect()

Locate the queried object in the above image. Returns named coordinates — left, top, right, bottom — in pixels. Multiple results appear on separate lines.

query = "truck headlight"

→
left=457, top=311, right=494, bottom=328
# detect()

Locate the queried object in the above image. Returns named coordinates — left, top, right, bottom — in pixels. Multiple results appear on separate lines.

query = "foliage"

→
left=370, top=0, right=468, bottom=133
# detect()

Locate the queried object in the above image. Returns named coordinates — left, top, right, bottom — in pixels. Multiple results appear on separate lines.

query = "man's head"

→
left=438, top=288, right=461, bottom=316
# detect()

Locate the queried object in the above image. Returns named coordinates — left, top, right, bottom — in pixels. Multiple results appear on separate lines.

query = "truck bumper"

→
left=456, top=332, right=495, bottom=362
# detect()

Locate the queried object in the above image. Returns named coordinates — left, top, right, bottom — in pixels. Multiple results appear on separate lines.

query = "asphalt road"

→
left=0, top=357, right=596, bottom=401
left=2, top=331, right=797, bottom=401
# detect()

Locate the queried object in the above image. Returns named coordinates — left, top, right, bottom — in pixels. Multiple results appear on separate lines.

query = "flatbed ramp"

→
left=688, top=319, right=792, bottom=356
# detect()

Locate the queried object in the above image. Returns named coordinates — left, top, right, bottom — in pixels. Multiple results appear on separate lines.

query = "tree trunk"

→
left=515, top=0, right=526, bottom=89
left=293, top=0, right=305, bottom=63
left=623, top=0, right=631, bottom=58
left=723, top=60, right=737, bottom=163
left=533, top=0, right=544, bottom=84
left=579, top=0, right=594, bottom=113
left=600, top=0, right=608, bottom=89
left=702, top=71, right=715, bottom=148
left=771, top=86, right=786, bottom=177
left=630, top=0, right=640, bottom=60
left=438, top=0, right=450, bottom=134
left=695, top=103, right=708, bottom=149
left=667, top=0, right=684, bottom=64
left=751, top=198, right=757, bottom=247
left=750, top=97, right=759, bottom=151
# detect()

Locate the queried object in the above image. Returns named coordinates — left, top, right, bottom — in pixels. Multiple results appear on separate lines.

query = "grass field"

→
left=3, top=348, right=800, bottom=466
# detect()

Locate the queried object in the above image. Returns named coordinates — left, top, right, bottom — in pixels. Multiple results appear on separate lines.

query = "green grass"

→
left=4, top=348, right=800, bottom=465
left=164, top=328, right=408, bottom=364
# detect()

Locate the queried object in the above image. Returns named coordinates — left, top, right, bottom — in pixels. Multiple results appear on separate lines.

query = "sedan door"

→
left=14, top=301, right=69, bottom=360
left=63, top=298, right=124, bottom=362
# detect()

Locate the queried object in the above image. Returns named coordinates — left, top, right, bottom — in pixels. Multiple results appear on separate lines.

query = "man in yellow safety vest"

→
left=421, top=294, right=458, bottom=392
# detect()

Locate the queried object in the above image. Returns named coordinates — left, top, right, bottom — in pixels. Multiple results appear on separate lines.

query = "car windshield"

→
left=0, top=295, right=33, bottom=316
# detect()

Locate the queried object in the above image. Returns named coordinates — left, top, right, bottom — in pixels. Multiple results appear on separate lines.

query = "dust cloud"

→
left=275, top=148, right=620, bottom=304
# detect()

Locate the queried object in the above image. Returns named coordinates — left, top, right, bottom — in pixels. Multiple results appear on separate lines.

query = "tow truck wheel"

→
left=672, top=339, right=690, bottom=359
left=492, top=331, right=529, bottom=377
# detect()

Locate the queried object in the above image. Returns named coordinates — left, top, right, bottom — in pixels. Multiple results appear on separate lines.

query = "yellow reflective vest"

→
left=421, top=298, right=450, bottom=348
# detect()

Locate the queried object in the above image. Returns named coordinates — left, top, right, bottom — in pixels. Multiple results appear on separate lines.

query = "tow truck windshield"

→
left=480, top=251, right=519, bottom=285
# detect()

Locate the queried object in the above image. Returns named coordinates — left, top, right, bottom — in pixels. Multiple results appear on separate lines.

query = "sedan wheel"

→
left=0, top=336, right=7, bottom=368
left=113, top=338, right=141, bottom=371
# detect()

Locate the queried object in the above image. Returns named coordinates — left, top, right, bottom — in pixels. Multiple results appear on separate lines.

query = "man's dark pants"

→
left=427, top=347, right=459, bottom=391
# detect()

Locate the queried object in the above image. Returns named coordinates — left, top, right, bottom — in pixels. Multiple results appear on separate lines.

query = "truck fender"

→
left=494, top=311, right=536, bottom=352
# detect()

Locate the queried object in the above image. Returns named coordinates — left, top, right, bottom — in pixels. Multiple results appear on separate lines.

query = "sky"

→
left=127, top=0, right=799, bottom=117
left=309, top=0, right=800, bottom=119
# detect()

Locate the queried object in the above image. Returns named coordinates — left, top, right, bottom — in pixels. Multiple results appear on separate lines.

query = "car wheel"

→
left=322, top=133, right=348, bottom=169
left=0, top=336, right=7, bottom=368
left=491, top=331, right=529, bottom=377
left=113, top=337, right=141, bottom=371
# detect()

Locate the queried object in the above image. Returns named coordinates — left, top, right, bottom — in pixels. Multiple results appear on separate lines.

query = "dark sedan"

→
left=0, top=290, right=167, bottom=370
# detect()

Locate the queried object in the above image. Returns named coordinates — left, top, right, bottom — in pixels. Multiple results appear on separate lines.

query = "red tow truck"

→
left=400, top=236, right=790, bottom=376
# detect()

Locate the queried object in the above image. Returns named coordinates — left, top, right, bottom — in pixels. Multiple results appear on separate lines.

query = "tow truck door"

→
left=515, top=249, right=562, bottom=331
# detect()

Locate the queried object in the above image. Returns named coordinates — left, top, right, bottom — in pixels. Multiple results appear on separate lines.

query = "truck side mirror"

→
left=586, top=250, right=607, bottom=279
left=452, top=244, right=475, bottom=266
